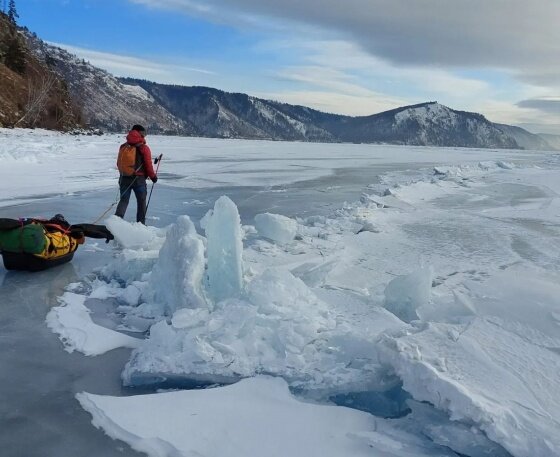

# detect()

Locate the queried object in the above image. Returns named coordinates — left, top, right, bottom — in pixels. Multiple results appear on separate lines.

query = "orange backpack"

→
left=117, top=144, right=142, bottom=176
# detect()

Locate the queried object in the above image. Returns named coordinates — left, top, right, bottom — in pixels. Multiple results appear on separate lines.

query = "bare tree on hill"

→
left=15, top=72, right=57, bottom=127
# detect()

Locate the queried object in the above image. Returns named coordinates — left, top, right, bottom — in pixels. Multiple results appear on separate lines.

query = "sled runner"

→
left=0, top=214, right=114, bottom=272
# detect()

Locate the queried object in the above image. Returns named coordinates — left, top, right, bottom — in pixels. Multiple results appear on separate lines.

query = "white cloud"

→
left=260, top=39, right=494, bottom=114
left=50, top=42, right=215, bottom=83
left=294, top=40, right=491, bottom=98
left=128, top=0, right=560, bottom=75
left=276, top=65, right=379, bottom=98
left=257, top=90, right=405, bottom=116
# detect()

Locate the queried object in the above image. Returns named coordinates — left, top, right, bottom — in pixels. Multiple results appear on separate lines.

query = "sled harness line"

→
left=91, top=155, right=163, bottom=225
left=91, top=172, right=140, bottom=224
left=91, top=163, right=145, bottom=225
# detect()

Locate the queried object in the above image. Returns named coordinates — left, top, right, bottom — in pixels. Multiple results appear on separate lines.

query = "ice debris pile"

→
left=115, top=196, right=396, bottom=392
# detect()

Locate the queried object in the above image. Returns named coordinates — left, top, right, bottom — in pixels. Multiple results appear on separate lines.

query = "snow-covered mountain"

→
left=342, top=102, right=519, bottom=148
left=119, top=79, right=338, bottom=141
left=25, top=35, right=192, bottom=134
left=537, top=133, right=560, bottom=150
left=119, top=80, right=554, bottom=150
left=495, top=123, right=554, bottom=151
left=324, top=102, right=551, bottom=149
left=21, top=32, right=554, bottom=150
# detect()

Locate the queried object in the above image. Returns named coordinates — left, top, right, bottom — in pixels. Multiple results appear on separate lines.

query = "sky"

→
left=13, top=0, right=560, bottom=134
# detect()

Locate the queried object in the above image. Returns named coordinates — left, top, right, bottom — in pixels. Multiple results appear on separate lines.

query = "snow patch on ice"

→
left=46, top=292, right=141, bottom=356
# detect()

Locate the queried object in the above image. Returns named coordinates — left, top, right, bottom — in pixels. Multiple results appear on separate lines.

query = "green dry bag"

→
left=0, top=224, right=47, bottom=254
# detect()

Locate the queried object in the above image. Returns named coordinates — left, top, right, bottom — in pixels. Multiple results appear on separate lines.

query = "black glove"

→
left=152, top=176, right=158, bottom=183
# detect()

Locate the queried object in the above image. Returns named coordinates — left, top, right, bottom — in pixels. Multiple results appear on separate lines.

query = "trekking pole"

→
left=91, top=163, right=144, bottom=225
left=146, top=154, right=163, bottom=214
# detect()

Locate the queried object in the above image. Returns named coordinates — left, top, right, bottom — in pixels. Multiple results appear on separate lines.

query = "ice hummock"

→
left=383, top=267, right=433, bottom=323
left=114, top=197, right=397, bottom=393
left=122, top=267, right=392, bottom=393
left=146, top=215, right=206, bottom=315
left=105, top=215, right=160, bottom=249
left=254, top=212, right=298, bottom=244
left=121, top=198, right=365, bottom=393
left=205, top=196, right=244, bottom=302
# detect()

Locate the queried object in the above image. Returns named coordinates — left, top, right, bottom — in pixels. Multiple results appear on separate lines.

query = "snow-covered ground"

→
left=1, top=128, right=559, bottom=457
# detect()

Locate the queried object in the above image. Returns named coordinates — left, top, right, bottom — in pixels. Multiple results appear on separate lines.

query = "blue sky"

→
left=14, top=0, right=560, bottom=134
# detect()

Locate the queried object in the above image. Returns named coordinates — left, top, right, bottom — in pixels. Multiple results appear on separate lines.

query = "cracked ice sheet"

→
left=447, top=167, right=560, bottom=225
left=376, top=266, right=560, bottom=457
left=77, top=376, right=456, bottom=457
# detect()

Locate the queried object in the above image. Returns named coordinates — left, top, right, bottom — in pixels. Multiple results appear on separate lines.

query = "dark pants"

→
left=115, top=176, right=147, bottom=224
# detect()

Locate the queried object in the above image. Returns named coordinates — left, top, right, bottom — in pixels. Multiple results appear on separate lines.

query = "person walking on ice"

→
left=115, top=125, right=158, bottom=224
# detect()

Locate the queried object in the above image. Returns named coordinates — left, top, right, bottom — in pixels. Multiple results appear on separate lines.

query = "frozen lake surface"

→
left=0, top=168, right=418, bottom=457
left=1, top=129, right=559, bottom=457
